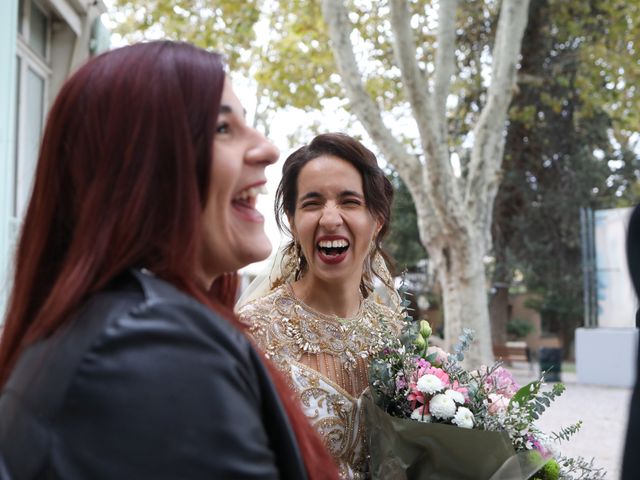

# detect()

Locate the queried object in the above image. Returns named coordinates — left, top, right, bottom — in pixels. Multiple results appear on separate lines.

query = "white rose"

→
left=429, top=393, right=457, bottom=419
left=416, top=374, right=445, bottom=395
left=452, top=406, right=474, bottom=429
left=444, top=389, right=465, bottom=404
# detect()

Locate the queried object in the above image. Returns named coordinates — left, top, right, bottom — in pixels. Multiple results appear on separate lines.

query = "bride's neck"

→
left=292, top=275, right=362, bottom=318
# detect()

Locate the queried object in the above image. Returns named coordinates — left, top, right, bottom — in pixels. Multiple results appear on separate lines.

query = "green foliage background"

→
left=110, top=0, right=640, bottom=343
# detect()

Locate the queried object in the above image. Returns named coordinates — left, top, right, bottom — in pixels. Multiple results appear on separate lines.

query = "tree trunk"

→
left=489, top=284, right=510, bottom=345
left=489, top=216, right=513, bottom=346
left=432, top=236, right=494, bottom=366
left=322, top=0, right=530, bottom=369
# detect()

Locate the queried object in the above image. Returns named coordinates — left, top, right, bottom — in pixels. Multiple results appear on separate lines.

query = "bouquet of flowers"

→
left=366, top=292, right=605, bottom=479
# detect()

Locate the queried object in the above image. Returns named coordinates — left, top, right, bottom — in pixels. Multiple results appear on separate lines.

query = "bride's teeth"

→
left=317, top=239, right=348, bottom=248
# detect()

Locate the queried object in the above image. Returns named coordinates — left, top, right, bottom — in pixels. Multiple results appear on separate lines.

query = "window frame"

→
left=12, top=0, right=52, bottom=221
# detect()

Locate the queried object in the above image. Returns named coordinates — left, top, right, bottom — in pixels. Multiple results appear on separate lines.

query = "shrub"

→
left=507, top=317, right=535, bottom=338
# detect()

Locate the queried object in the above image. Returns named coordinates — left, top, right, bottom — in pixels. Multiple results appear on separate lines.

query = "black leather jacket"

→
left=0, top=270, right=307, bottom=479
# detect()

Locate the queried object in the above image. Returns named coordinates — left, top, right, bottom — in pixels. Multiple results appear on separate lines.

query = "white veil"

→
left=235, top=246, right=293, bottom=311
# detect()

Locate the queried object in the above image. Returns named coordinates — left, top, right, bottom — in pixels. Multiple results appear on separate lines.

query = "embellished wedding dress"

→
left=238, top=284, right=401, bottom=479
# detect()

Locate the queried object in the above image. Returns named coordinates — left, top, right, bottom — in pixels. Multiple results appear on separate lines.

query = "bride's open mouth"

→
left=317, top=239, right=349, bottom=263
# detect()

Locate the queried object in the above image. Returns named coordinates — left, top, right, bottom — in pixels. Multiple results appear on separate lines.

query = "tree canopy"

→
left=488, top=0, right=640, bottom=350
left=109, top=0, right=639, bottom=363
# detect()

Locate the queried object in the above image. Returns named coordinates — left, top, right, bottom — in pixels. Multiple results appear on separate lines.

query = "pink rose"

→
left=486, top=393, right=509, bottom=414
left=450, top=380, right=469, bottom=402
left=426, top=346, right=448, bottom=366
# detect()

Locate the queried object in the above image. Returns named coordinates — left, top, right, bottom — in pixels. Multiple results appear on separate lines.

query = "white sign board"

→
left=595, top=207, right=636, bottom=327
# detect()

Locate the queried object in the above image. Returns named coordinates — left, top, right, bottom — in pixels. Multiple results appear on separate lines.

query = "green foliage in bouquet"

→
left=532, top=458, right=560, bottom=480
left=557, top=457, right=606, bottom=480
left=367, top=280, right=606, bottom=479
left=510, top=381, right=566, bottom=421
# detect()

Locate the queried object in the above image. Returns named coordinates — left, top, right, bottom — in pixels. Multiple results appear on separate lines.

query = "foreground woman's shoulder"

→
left=0, top=270, right=293, bottom=479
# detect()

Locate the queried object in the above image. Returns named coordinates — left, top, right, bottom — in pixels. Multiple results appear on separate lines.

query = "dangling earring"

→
left=293, top=241, right=304, bottom=281
left=279, top=242, right=298, bottom=285
left=281, top=240, right=305, bottom=283
left=361, top=242, right=376, bottom=295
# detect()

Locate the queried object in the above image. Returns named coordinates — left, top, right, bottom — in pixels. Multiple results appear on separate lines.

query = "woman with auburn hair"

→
left=238, top=133, right=403, bottom=479
left=0, top=41, right=338, bottom=480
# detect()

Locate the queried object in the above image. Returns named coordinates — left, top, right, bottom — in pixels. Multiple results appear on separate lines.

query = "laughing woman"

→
left=0, top=42, right=338, bottom=480
left=238, top=133, right=402, bottom=479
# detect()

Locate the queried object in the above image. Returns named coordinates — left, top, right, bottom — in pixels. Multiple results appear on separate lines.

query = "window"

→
left=29, top=2, right=48, bottom=57
left=13, top=0, right=51, bottom=220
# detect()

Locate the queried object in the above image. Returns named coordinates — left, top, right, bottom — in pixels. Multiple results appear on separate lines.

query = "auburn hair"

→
left=0, top=41, right=337, bottom=479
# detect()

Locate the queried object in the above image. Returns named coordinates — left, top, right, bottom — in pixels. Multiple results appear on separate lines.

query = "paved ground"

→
left=508, top=364, right=631, bottom=479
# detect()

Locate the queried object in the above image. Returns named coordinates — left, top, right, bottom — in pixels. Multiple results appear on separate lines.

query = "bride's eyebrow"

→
left=299, top=192, right=322, bottom=202
left=339, top=190, right=364, bottom=198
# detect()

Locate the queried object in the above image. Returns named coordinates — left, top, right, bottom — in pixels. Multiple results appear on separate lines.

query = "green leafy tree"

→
left=384, top=169, right=427, bottom=272
left=110, top=1, right=261, bottom=70
left=489, top=0, right=640, bottom=349
left=111, top=0, right=536, bottom=365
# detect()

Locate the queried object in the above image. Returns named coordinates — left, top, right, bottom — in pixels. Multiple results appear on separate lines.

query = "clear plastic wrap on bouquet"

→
left=364, top=392, right=548, bottom=480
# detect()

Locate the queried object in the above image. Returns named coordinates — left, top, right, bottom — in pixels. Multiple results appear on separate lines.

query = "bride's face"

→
left=290, top=155, right=379, bottom=288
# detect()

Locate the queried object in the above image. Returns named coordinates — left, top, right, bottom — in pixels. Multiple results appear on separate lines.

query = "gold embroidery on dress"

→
left=238, top=284, right=402, bottom=480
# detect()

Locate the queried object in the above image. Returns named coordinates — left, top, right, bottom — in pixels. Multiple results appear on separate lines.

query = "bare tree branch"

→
left=322, top=0, right=530, bottom=365
left=388, top=0, right=435, bottom=135
left=321, top=0, right=424, bottom=196
left=389, top=0, right=464, bottom=234
left=433, top=0, right=458, bottom=118
left=465, top=0, right=531, bottom=249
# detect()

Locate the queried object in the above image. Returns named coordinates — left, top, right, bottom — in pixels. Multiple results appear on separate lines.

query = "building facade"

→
left=0, top=0, right=108, bottom=318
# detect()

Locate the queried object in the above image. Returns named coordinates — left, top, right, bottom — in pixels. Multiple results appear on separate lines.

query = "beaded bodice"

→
left=238, top=284, right=401, bottom=479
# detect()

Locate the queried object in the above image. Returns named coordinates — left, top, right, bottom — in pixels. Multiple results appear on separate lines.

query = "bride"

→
left=238, top=133, right=402, bottom=479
